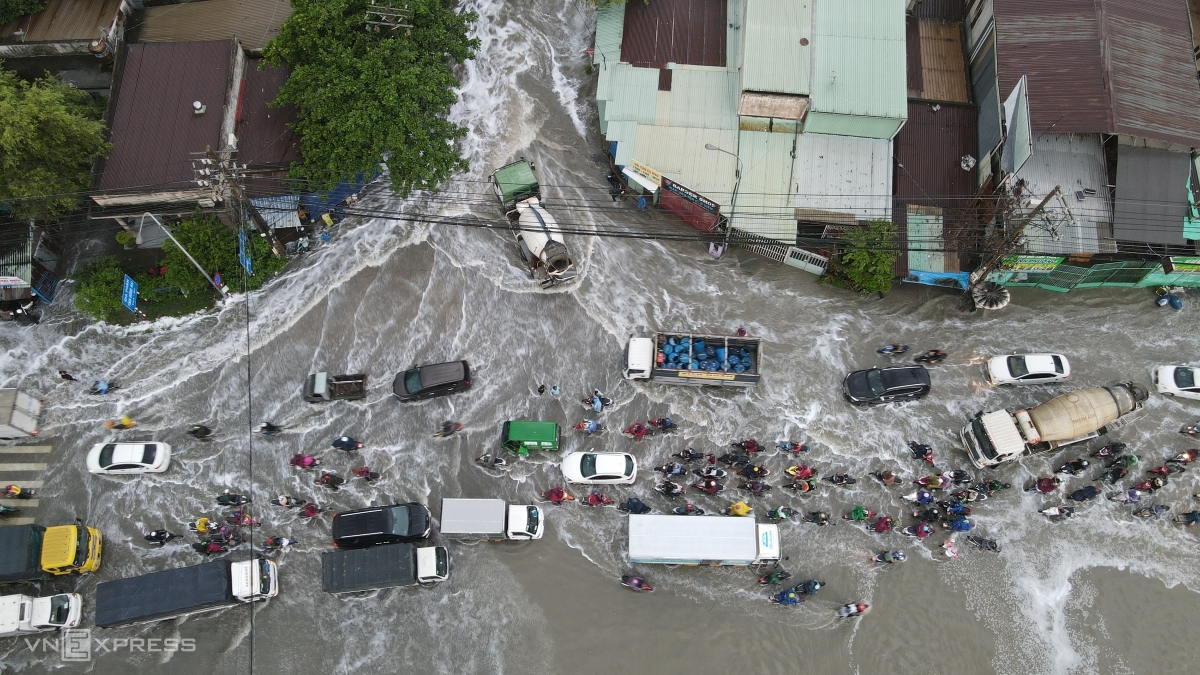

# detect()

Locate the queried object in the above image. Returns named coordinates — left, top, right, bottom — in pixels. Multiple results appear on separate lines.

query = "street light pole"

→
left=704, top=144, right=742, bottom=251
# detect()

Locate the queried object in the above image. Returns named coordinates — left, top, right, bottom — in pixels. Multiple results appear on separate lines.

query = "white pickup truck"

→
left=0, top=593, right=81, bottom=638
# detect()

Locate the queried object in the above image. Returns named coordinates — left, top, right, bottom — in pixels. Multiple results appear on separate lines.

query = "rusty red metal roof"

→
left=992, top=0, right=1200, bottom=146
left=912, top=0, right=968, bottom=21
left=236, top=58, right=300, bottom=168
left=620, top=0, right=726, bottom=69
left=98, top=41, right=234, bottom=193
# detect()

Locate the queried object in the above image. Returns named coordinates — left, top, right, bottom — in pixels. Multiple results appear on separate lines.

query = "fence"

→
left=729, top=229, right=828, bottom=275
left=996, top=260, right=1199, bottom=292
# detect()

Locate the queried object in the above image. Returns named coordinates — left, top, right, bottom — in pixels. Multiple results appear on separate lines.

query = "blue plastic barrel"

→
left=734, top=365, right=745, bottom=373
left=716, top=347, right=726, bottom=361
left=1169, top=295, right=1184, bottom=310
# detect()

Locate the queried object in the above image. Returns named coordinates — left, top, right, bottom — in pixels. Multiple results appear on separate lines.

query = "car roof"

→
left=1021, top=354, right=1058, bottom=372
left=108, top=443, right=153, bottom=465
left=592, top=453, right=629, bottom=474
left=418, top=361, right=466, bottom=388
left=879, top=366, right=930, bottom=387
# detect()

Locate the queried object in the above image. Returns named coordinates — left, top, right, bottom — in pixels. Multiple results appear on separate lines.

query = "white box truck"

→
left=627, top=515, right=780, bottom=566
left=439, top=498, right=544, bottom=541
left=0, top=389, right=41, bottom=438
left=962, top=382, right=1147, bottom=468
left=0, top=593, right=81, bottom=638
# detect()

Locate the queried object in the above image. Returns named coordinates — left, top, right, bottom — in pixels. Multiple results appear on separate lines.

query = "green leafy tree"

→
left=0, top=68, right=109, bottom=220
left=262, top=0, right=478, bottom=197
left=73, top=257, right=127, bottom=323
left=161, top=213, right=287, bottom=294
left=823, top=220, right=899, bottom=294
left=0, top=0, right=46, bottom=26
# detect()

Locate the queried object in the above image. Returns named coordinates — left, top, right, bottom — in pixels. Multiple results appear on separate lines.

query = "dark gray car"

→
left=843, top=365, right=931, bottom=405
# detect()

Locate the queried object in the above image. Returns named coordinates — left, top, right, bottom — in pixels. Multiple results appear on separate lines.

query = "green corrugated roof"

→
left=593, top=3, right=625, bottom=66
left=907, top=206, right=945, bottom=273
left=598, top=63, right=659, bottom=126
left=631, top=125, right=739, bottom=205
left=741, top=0, right=812, bottom=96
left=729, top=130, right=797, bottom=243
left=607, top=120, right=639, bottom=165
left=655, top=69, right=739, bottom=130
left=809, top=0, right=906, bottom=123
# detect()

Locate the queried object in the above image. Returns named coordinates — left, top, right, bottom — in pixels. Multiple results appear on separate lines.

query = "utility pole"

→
left=969, top=185, right=1061, bottom=291
left=197, top=147, right=286, bottom=258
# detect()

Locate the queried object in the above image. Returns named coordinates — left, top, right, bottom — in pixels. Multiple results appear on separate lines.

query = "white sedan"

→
left=1154, top=366, right=1200, bottom=400
left=561, top=451, right=637, bottom=484
left=86, top=442, right=172, bottom=474
left=985, top=353, right=1070, bottom=385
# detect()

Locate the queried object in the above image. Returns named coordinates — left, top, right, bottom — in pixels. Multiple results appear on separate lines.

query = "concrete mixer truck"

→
left=490, top=159, right=578, bottom=288
left=961, top=382, right=1148, bottom=468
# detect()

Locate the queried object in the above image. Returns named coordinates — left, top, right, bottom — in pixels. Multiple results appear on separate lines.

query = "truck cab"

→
left=507, top=505, right=544, bottom=540
left=0, top=593, right=81, bottom=637
left=415, top=546, right=450, bottom=584
left=623, top=338, right=655, bottom=380
left=40, top=525, right=102, bottom=576
left=230, top=559, right=279, bottom=602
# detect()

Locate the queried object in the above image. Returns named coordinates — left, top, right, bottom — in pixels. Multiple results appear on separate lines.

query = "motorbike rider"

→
left=575, top=419, right=602, bottom=435
left=624, top=576, right=650, bottom=591
left=1026, top=477, right=1062, bottom=493
left=624, top=423, right=650, bottom=441
left=658, top=462, right=685, bottom=477
left=315, top=473, right=345, bottom=490
left=873, top=470, right=898, bottom=486
left=587, top=491, right=611, bottom=507
left=263, top=536, right=295, bottom=551
left=827, top=473, right=855, bottom=486
left=2, top=484, right=32, bottom=499
left=762, top=568, right=790, bottom=585
left=187, top=425, right=213, bottom=439
left=90, top=380, right=112, bottom=395
left=786, top=464, right=817, bottom=480
left=193, top=541, right=228, bottom=555
left=143, top=530, right=176, bottom=547
left=768, top=506, right=798, bottom=521
left=774, top=588, right=802, bottom=605
left=650, top=417, right=677, bottom=432
left=872, top=516, right=895, bottom=533
left=739, top=479, right=770, bottom=495
left=438, top=421, right=460, bottom=437
left=733, top=438, right=761, bottom=453
left=259, top=422, right=282, bottom=436
left=270, top=495, right=305, bottom=508
left=676, top=503, right=702, bottom=515
left=542, top=487, right=571, bottom=504
left=619, top=498, right=651, bottom=514
left=692, top=478, right=723, bottom=495
left=351, top=466, right=380, bottom=481
left=727, top=501, right=752, bottom=517
left=301, top=503, right=323, bottom=519
left=1058, top=458, right=1090, bottom=475
left=739, top=464, right=769, bottom=479
left=1175, top=511, right=1200, bottom=525
left=947, top=517, right=974, bottom=532
left=290, top=454, right=320, bottom=470
left=216, top=490, right=250, bottom=506
left=777, top=441, right=808, bottom=453
left=908, top=442, right=934, bottom=464
left=798, top=579, right=823, bottom=595
left=676, top=447, right=703, bottom=462
left=332, top=436, right=362, bottom=452
left=847, top=505, right=871, bottom=522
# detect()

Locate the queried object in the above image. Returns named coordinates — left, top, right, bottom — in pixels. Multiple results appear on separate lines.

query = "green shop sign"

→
left=1002, top=255, right=1064, bottom=272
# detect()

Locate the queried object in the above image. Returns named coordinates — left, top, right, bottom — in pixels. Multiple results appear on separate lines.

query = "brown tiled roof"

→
left=97, top=41, right=233, bottom=193
left=235, top=58, right=300, bottom=168
left=620, top=0, right=726, bottom=69
left=0, top=0, right=122, bottom=44
left=993, top=0, right=1200, bottom=146
left=137, top=0, right=291, bottom=52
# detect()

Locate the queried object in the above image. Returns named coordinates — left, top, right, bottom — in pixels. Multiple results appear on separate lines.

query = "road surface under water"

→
left=2, top=0, right=1200, bottom=673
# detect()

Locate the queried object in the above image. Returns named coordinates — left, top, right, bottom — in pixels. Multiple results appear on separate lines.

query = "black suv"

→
left=392, top=361, right=471, bottom=401
left=331, top=503, right=432, bottom=549
left=843, top=365, right=931, bottom=405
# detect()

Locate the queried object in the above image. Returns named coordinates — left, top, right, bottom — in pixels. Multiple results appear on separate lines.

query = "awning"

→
left=622, top=166, right=659, bottom=193
left=251, top=195, right=302, bottom=229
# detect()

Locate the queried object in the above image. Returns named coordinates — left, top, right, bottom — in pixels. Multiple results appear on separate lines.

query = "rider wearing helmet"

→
left=728, top=501, right=752, bottom=517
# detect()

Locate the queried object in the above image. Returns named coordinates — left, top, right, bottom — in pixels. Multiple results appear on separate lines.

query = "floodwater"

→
left=3, top=0, right=1200, bottom=673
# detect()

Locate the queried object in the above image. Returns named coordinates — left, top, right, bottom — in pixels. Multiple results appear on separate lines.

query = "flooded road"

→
left=2, top=0, right=1200, bottom=673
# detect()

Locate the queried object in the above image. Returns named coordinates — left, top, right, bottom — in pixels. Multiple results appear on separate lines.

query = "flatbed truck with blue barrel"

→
left=627, top=515, right=780, bottom=566
left=623, top=331, right=762, bottom=387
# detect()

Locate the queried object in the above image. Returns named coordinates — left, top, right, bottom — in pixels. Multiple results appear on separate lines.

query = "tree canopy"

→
left=262, top=0, right=478, bottom=197
left=0, top=68, right=109, bottom=221
left=0, top=0, right=46, bottom=26
left=823, top=220, right=899, bottom=294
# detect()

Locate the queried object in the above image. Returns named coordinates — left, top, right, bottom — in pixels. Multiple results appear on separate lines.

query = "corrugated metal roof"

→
left=793, top=133, right=892, bottom=221
left=730, top=130, right=796, bottom=242
left=912, top=0, right=969, bottom=20
left=97, top=41, right=234, bottom=193
left=895, top=102, right=977, bottom=201
left=1113, top=144, right=1190, bottom=246
left=0, top=0, right=121, bottom=44
left=909, top=19, right=970, bottom=104
left=597, top=63, right=659, bottom=125
left=608, top=120, right=640, bottom=165
left=630, top=125, right=739, bottom=206
left=809, top=0, right=907, bottom=122
left=1012, top=134, right=1108, bottom=254
left=236, top=59, right=300, bottom=167
left=741, top=0, right=811, bottom=95
left=620, top=0, right=727, bottom=69
left=138, top=0, right=291, bottom=51
left=971, top=38, right=1002, bottom=156
left=593, top=3, right=625, bottom=65
left=653, top=68, right=738, bottom=129
left=992, top=0, right=1200, bottom=147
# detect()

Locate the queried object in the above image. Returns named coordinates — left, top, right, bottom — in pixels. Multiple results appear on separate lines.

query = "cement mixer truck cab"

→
left=962, top=382, right=1148, bottom=468
left=490, top=159, right=578, bottom=288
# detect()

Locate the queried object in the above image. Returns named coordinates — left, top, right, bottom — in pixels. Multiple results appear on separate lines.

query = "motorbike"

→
left=731, top=439, right=762, bottom=453
left=586, top=491, right=614, bottom=507
left=973, top=480, right=1011, bottom=495
left=648, top=418, right=679, bottom=433
left=572, top=420, right=604, bottom=435
left=655, top=462, right=686, bottom=477
left=1133, top=477, right=1166, bottom=492
left=1133, top=504, right=1170, bottom=518
left=672, top=505, right=705, bottom=516
left=872, top=551, right=907, bottom=564
left=777, top=442, right=809, bottom=453
left=224, top=510, right=259, bottom=526
left=908, top=441, right=935, bottom=465
left=951, top=489, right=987, bottom=503
left=770, top=589, right=803, bottom=605
left=916, top=474, right=951, bottom=490
left=263, top=537, right=296, bottom=552
left=689, top=479, right=724, bottom=495
left=539, top=488, right=575, bottom=504
left=269, top=496, right=305, bottom=508
left=655, top=482, right=685, bottom=499
left=950, top=470, right=974, bottom=485
left=1149, top=464, right=1186, bottom=476
left=803, top=511, right=831, bottom=525
left=966, top=535, right=1001, bottom=552
left=289, top=454, right=322, bottom=470
left=824, top=474, right=856, bottom=487
left=475, top=453, right=510, bottom=470
left=620, top=575, right=652, bottom=592
left=434, top=422, right=463, bottom=438
left=1092, top=442, right=1129, bottom=457
left=1040, top=506, right=1076, bottom=520
left=582, top=394, right=613, bottom=412
left=900, top=523, right=934, bottom=539
left=914, top=350, right=947, bottom=364
left=693, top=466, right=728, bottom=480
left=258, top=423, right=284, bottom=436
left=836, top=603, right=870, bottom=618
left=142, top=530, right=176, bottom=546
left=187, top=425, right=215, bottom=440
left=877, top=344, right=909, bottom=355
left=738, top=466, right=771, bottom=479
left=622, top=423, right=653, bottom=441
left=717, top=453, right=751, bottom=467
left=216, top=492, right=251, bottom=507
left=843, top=508, right=876, bottom=522
left=738, top=480, right=772, bottom=496
left=782, top=480, right=817, bottom=493
left=332, top=437, right=363, bottom=452
left=1057, top=460, right=1090, bottom=476
left=785, top=465, right=817, bottom=480
left=1, top=486, right=35, bottom=499
left=768, top=507, right=799, bottom=522
left=673, top=447, right=705, bottom=462
left=105, top=417, right=137, bottom=430
left=758, top=570, right=792, bottom=585
left=0, top=504, right=21, bottom=517
left=1181, top=423, right=1200, bottom=437
left=1171, top=449, right=1198, bottom=464
left=89, top=381, right=120, bottom=395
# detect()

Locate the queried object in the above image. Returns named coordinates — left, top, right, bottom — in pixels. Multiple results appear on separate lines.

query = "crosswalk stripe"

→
left=0, top=518, right=37, bottom=526
left=0, top=463, right=48, bottom=472
left=0, top=480, right=44, bottom=489
left=0, top=446, right=52, bottom=454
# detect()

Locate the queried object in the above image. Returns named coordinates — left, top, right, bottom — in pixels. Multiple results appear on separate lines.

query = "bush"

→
left=115, top=230, right=136, bottom=247
left=821, top=220, right=899, bottom=295
left=161, top=213, right=286, bottom=294
left=73, top=257, right=128, bottom=323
